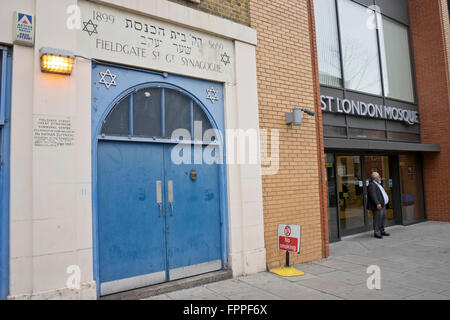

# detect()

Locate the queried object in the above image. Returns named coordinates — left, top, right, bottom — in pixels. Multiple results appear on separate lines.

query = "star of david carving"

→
left=99, top=69, right=117, bottom=89
left=206, top=87, right=219, bottom=103
left=82, top=19, right=98, bottom=36
left=220, top=52, right=231, bottom=66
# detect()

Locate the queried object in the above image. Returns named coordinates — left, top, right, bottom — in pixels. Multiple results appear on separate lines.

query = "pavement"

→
left=142, top=221, right=450, bottom=300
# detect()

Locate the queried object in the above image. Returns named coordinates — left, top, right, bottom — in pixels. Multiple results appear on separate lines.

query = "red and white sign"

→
left=278, top=224, right=301, bottom=253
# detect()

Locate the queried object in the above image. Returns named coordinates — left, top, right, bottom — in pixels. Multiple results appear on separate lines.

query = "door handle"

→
left=156, top=180, right=162, bottom=217
left=168, top=180, right=174, bottom=216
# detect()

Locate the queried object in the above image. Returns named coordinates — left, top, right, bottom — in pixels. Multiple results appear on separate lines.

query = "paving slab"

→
left=311, top=258, right=367, bottom=272
left=136, top=221, right=450, bottom=300
left=142, top=294, right=172, bottom=300
left=388, top=274, right=450, bottom=294
left=331, top=254, right=386, bottom=267
left=204, top=279, right=282, bottom=300
left=165, top=286, right=228, bottom=300
left=330, top=286, right=393, bottom=300
left=370, top=282, right=424, bottom=299
left=347, top=267, right=405, bottom=282
left=440, top=289, right=450, bottom=297
left=405, top=292, right=450, bottom=300
left=318, top=270, right=367, bottom=286
left=293, top=277, right=356, bottom=296
left=281, top=272, right=318, bottom=282
left=215, top=288, right=282, bottom=300
left=238, top=272, right=340, bottom=300
left=404, top=266, right=450, bottom=284
left=292, top=262, right=337, bottom=275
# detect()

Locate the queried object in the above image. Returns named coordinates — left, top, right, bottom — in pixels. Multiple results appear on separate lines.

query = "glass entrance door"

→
left=329, top=154, right=399, bottom=238
left=336, top=156, right=366, bottom=234
left=364, top=156, right=396, bottom=228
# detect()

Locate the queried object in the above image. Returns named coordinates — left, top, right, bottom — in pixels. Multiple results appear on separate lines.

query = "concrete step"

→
left=100, top=269, right=233, bottom=300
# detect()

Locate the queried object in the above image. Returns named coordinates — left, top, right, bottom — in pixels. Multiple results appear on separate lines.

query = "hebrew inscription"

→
left=78, top=1, right=234, bottom=82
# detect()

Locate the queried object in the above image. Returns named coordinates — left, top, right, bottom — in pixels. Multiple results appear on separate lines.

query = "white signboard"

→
left=277, top=224, right=301, bottom=253
left=33, top=115, right=75, bottom=147
left=77, top=1, right=234, bottom=82
left=13, top=11, right=35, bottom=46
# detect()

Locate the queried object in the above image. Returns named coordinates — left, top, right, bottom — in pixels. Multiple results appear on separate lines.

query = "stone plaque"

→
left=77, top=1, right=234, bottom=82
left=33, top=115, right=75, bottom=147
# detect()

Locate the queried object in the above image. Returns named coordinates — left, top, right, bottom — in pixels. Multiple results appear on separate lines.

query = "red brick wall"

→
left=409, top=0, right=450, bottom=221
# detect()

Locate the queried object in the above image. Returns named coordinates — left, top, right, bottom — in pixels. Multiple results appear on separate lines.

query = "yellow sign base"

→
left=269, top=266, right=305, bottom=277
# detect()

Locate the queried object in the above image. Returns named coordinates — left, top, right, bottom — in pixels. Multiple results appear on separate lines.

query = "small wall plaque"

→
left=13, top=11, right=35, bottom=46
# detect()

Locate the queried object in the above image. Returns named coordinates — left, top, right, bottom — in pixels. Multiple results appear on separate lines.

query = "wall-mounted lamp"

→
left=40, top=47, right=75, bottom=75
left=286, top=108, right=315, bottom=125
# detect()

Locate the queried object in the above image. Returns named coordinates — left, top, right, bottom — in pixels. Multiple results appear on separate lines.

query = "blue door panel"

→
left=165, top=145, right=222, bottom=271
left=98, top=141, right=166, bottom=282
left=93, top=62, right=228, bottom=294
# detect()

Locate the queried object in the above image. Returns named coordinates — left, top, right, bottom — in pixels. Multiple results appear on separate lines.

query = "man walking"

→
left=367, top=172, right=390, bottom=239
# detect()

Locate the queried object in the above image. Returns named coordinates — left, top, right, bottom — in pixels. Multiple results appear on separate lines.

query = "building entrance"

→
left=327, top=154, right=401, bottom=241
left=92, top=63, right=227, bottom=296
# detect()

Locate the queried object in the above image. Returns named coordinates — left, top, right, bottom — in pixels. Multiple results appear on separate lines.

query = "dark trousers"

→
left=373, top=207, right=386, bottom=235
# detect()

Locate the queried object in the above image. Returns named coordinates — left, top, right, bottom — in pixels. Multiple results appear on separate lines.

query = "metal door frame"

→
left=331, top=151, right=402, bottom=239
left=91, top=62, right=229, bottom=297
left=0, top=46, right=11, bottom=300
left=334, top=154, right=368, bottom=237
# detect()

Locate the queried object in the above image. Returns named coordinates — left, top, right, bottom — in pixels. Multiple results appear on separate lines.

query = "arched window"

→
left=101, top=87, right=215, bottom=141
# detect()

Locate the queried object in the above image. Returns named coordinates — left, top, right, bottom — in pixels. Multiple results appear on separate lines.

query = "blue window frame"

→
left=100, top=86, right=216, bottom=143
left=0, top=45, right=12, bottom=300
left=0, top=49, right=8, bottom=125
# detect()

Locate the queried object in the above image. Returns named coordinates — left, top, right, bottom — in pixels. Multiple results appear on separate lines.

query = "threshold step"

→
left=100, top=269, right=233, bottom=300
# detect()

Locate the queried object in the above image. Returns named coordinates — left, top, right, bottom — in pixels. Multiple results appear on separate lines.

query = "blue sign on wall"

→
left=13, top=11, right=35, bottom=46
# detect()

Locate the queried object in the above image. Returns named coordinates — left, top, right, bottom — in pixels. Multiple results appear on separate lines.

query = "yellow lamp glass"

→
left=40, top=54, right=74, bottom=75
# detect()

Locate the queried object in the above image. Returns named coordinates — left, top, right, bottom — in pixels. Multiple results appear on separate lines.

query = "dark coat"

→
left=366, top=180, right=385, bottom=211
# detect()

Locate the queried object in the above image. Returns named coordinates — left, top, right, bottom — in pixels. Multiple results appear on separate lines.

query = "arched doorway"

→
left=92, top=64, right=226, bottom=296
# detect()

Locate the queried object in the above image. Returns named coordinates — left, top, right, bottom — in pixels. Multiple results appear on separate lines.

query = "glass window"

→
left=387, top=131, right=420, bottom=142
left=348, top=128, right=386, bottom=140
left=325, top=153, right=339, bottom=242
left=164, top=88, right=191, bottom=139
left=323, top=125, right=347, bottom=137
left=133, top=88, right=162, bottom=138
left=193, top=102, right=215, bottom=141
left=101, top=87, right=216, bottom=142
left=314, top=0, right=343, bottom=87
left=101, top=96, right=130, bottom=136
left=338, top=0, right=382, bottom=95
left=336, top=155, right=365, bottom=233
left=379, top=17, right=415, bottom=102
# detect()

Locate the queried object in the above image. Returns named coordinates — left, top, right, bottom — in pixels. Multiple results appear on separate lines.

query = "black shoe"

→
left=374, top=233, right=383, bottom=239
left=381, top=232, right=390, bottom=236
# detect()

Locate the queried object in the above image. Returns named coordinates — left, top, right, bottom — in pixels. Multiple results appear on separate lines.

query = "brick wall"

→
left=409, top=0, right=450, bottom=221
left=167, top=0, right=250, bottom=26
left=250, top=0, right=328, bottom=269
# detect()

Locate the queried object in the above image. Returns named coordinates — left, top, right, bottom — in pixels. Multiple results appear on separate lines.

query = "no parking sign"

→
left=278, top=224, right=301, bottom=253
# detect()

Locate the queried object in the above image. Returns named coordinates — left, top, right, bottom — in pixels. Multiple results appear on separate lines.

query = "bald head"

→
left=372, top=172, right=380, bottom=182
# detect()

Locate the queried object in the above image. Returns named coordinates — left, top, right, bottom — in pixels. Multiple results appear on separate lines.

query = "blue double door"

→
left=98, top=141, right=222, bottom=295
